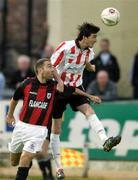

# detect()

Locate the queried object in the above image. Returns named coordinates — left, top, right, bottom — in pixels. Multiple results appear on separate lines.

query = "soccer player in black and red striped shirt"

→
left=6, top=58, right=65, bottom=180
left=6, top=58, right=102, bottom=180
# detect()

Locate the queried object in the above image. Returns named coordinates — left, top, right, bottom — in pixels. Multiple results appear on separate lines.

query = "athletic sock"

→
left=87, top=114, right=108, bottom=143
left=15, top=167, right=30, bottom=180
left=38, top=160, right=47, bottom=177
left=50, top=133, right=62, bottom=170
left=45, top=159, right=53, bottom=176
left=38, top=159, right=53, bottom=177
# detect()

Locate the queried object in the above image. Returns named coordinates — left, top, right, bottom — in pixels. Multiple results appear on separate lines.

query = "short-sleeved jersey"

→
left=51, top=40, right=95, bottom=87
left=13, top=77, right=57, bottom=126
left=13, top=77, right=75, bottom=126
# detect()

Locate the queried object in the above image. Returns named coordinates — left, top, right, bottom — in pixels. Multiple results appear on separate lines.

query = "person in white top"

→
left=50, top=23, right=121, bottom=179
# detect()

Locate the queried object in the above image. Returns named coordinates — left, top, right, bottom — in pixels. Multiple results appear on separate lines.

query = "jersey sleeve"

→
left=13, top=78, right=30, bottom=100
left=13, top=86, right=24, bottom=100
left=51, top=41, right=66, bottom=67
left=88, top=48, right=95, bottom=62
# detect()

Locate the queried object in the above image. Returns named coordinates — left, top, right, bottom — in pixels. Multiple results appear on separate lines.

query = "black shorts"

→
left=53, top=85, right=90, bottom=119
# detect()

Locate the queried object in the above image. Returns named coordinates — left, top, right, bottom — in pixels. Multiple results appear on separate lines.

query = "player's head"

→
left=97, top=70, right=109, bottom=87
left=100, top=38, right=110, bottom=52
left=17, top=55, right=31, bottom=71
left=34, top=58, right=54, bottom=80
left=76, top=22, right=100, bottom=48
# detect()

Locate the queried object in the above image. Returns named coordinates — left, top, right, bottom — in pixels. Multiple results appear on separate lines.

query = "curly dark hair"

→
left=76, top=22, right=100, bottom=41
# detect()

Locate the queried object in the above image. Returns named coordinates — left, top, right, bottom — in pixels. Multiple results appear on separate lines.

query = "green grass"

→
left=1, top=176, right=136, bottom=180
left=0, top=177, right=104, bottom=180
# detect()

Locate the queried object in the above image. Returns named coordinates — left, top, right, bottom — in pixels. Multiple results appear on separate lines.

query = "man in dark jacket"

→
left=83, top=38, right=120, bottom=89
left=10, top=55, right=34, bottom=89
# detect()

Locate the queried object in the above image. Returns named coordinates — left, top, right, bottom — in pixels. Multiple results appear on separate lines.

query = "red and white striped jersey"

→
left=51, top=40, right=95, bottom=87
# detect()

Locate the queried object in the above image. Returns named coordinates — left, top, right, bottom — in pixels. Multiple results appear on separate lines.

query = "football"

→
left=101, top=7, right=120, bottom=26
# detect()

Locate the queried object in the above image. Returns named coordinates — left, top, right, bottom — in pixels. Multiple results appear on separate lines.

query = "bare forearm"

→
left=74, top=88, right=101, bottom=104
left=53, top=67, right=64, bottom=92
left=7, top=98, right=18, bottom=117
left=74, top=88, right=91, bottom=99
left=53, top=67, right=62, bottom=82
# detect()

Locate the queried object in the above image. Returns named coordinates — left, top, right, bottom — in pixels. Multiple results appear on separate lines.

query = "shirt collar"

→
left=75, top=39, right=89, bottom=51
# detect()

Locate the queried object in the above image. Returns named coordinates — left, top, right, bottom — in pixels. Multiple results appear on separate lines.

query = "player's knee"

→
left=84, top=107, right=95, bottom=117
left=22, top=153, right=34, bottom=160
left=52, top=125, right=61, bottom=133
left=11, top=159, right=19, bottom=166
left=20, top=153, right=34, bottom=165
left=52, top=128, right=61, bottom=134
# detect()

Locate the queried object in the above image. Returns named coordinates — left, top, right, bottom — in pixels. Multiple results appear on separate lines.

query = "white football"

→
left=101, top=7, right=120, bottom=26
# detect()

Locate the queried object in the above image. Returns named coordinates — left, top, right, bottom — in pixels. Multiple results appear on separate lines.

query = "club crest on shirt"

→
left=47, top=93, right=52, bottom=99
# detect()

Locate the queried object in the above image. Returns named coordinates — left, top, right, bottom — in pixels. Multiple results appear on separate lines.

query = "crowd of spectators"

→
left=83, top=38, right=120, bottom=89
left=83, top=38, right=120, bottom=101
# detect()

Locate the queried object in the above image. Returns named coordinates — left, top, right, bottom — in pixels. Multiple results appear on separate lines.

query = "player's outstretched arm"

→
left=56, top=81, right=64, bottom=93
left=74, top=88, right=101, bottom=104
left=6, top=98, right=18, bottom=126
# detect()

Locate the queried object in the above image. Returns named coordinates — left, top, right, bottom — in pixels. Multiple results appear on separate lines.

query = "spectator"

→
left=0, top=71, right=5, bottom=100
left=10, top=55, right=34, bottom=89
left=131, top=53, right=138, bottom=99
left=40, top=44, right=54, bottom=58
left=95, top=39, right=120, bottom=82
left=87, top=70, right=118, bottom=101
left=83, top=38, right=120, bottom=89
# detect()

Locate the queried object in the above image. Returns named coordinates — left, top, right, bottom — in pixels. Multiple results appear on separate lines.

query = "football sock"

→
left=38, top=158, right=53, bottom=177
left=87, top=114, right=108, bottom=143
left=15, top=167, right=30, bottom=180
left=50, top=133, right=62, bottom=170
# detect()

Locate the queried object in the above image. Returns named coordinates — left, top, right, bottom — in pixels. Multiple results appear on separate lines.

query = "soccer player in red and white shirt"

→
left=50, top=22, right=121, bottom=179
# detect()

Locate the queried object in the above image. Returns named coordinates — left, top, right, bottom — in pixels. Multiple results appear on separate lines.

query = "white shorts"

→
left=9, top=120, right=48, bottom=154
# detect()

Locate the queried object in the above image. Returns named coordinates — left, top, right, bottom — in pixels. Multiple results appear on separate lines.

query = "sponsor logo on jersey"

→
left=29, top=100, right=48, bottom=109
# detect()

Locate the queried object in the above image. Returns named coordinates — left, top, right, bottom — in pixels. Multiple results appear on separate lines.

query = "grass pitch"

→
left=0, top=176, right=136, bottom=180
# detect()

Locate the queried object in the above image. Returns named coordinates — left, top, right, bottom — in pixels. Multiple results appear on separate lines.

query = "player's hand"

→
left=57, top=80, right=64, bottom=92
left=6, top=115, right=15, bottom=127
left=89, top=95, right=101, bottom=104
left=91, top=65, right=96, bottom=72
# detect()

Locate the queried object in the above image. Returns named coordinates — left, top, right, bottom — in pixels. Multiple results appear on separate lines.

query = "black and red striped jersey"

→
left=13, top=77, right=57, bottom=126
left=13, top=77, right=75, bottom=126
